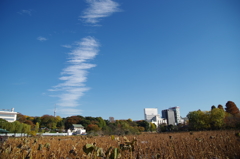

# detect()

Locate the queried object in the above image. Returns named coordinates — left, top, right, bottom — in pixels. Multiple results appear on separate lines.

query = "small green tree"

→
left=13, top=121, right=23, bottom=134
left=96, top=117, right=106, bottom=129
left=210, top=108, right=225, bottom=129
left=35, top=122, right=39, bottom=132
left=149, top=122, right=157, bottom=132
left=136, top=120, right=150, bottom=131
left=22, top=124, right=31, bottom=136
left=211, top=105, right=216, bottom=110
left=0, top=118, right=8, bottom=129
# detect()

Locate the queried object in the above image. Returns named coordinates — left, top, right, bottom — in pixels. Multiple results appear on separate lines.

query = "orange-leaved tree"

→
left=225, top=101, right=239, bottom=116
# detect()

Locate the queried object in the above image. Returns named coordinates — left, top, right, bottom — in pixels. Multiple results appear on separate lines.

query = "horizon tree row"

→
left=187, top=101, right=240, bottom=130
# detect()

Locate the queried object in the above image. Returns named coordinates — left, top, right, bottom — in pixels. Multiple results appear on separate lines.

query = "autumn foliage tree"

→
left=64, top=116, right=83, bottom=129
left=86, top=124, right=101, bottom=132
left=225, top=101, right=240, bottom=115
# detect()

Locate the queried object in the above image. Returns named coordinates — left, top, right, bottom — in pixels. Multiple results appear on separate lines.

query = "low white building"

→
left=71, top=124, right=86, bottom=135
left=151, top=115, right=167, bottom=127
left=0, top=108, right=17, bottom=122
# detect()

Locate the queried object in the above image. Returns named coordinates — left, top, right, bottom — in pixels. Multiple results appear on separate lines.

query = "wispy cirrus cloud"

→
left=18, top=9, right=32, bottom=16
left=61, top=44, right=72, bottom=48
left=80, top=0, right=121, bottom=25
left=58, top=108, right=83, bottom=116
left=49, top=36, right=99, bottom=115
left=37, top=36, right=47, bottom=41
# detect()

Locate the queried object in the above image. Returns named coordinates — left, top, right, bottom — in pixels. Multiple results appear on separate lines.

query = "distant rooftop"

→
left=0, top=108, right=15, bottom=112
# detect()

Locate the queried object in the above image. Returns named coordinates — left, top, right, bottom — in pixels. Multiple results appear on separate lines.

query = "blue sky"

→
left=1, top=0, right=240, bottom=120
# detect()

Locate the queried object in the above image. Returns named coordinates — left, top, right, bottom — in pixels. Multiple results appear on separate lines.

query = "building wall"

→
left=151, top=115, right=167, bottom=127
left=0, top=108, right=17, bottom=122
left=162, top=109, right=176, bottom=125
left=144, top=108, right=158, bottom=121
left=169, top=107, right=181, bottom=124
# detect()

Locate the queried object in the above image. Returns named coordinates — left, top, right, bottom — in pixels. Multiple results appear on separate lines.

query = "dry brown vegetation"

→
left=1, top=130, right=240, bottom=159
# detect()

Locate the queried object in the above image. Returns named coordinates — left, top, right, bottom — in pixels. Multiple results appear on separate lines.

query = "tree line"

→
left=1, top=113, right=156, bottom=136
left=1, top=101, right=239, bottom=135
left=187, top=101, right=240, bottom=130
left=0, top=119, right=31, bottom=135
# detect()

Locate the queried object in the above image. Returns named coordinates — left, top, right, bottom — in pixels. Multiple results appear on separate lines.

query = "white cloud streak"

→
left=58, top=108, right=83, bottom=116
left=80, top=0, right=120, bottom=25
left=62, top=45, right=72, bottom=48
left=18, top=9, right=32, bottom=16
left=37, top=36, right=47, bottom=41
left=49, top=36, right=99, bottom=115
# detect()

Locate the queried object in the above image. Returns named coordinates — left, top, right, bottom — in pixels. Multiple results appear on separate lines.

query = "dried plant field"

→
left=1, top=130, right=240, bottom=159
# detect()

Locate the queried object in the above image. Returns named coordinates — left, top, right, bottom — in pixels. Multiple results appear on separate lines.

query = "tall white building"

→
left=169, top=106, right=181, bottom=124
left=144, top=108, right=158, bottom=121
left=0, top=108, right=17, bottom=122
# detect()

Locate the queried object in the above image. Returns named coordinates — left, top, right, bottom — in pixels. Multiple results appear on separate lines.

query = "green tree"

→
left=33, top=117, right=41, bottom=124
left=96, top=117, right=106, bottom=129
left=78, top=119, right=91, bottom=129
left=5, top=122, right=15, bottom=132
left=211, top=105, right=216, bottom=110
left=22, top=124, right=31, bottom=136
left=41, top=115, right=58, bottom=129
left=35, top=122, right=39, bottom=132
left=136, top=120, right=150, bottom=131
left=210, top=108, right=225, bottom=129
left=0, top=118, right=8, bottom=129
left=13, top=121, right=23, bottom=134
left=149, top=122, right=157, bottom=132
left=187, top=110, right=210, bottom=130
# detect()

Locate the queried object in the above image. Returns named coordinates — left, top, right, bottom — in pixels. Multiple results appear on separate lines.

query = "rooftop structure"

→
left=0, top=108, right=17, bottom=122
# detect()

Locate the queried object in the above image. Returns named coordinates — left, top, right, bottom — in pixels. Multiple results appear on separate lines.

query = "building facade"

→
left=70, top=124, right=86, bottom=135
left=144, top=108, right=158, bottom=121
left=0, top=108, right=17, bottom=122
left=151, top=115, right=167, bottom=126
left=144, top=108, right=167, bottom=127
left=162, top=109, right=176, bottom=125
left=169, top=106, right=181, bottom=124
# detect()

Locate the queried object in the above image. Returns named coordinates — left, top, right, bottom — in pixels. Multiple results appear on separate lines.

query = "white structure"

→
left=71, top=124, right=86, bottom=135
left=0, top=108, right=17, bottom=122
left=144, top=108, right=158, bottom=121
left=151, top=115, right=167, bottom=126
left=144, top=108, right=167, bottom=127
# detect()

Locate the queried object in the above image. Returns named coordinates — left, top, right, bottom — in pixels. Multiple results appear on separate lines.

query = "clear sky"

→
left=1, top=0, right=240, bottom=120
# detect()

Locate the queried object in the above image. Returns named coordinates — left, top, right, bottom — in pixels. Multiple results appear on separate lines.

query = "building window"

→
left=0, top=114, right=15, bottom=117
